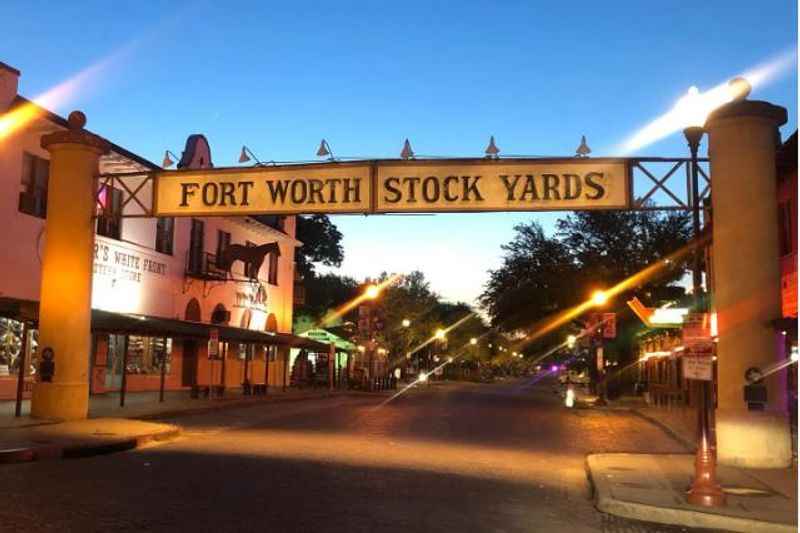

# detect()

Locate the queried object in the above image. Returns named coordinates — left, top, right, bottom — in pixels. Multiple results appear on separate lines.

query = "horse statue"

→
left=217, top=242, right=280, bottom=280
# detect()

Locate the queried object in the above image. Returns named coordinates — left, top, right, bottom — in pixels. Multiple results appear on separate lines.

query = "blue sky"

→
left=4, top=1, right=797, bottom=305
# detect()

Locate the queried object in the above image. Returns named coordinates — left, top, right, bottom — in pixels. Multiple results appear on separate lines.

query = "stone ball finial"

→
left=67, top=110, right=86, bottom=130
left=728, top=77, right=751, bottom=102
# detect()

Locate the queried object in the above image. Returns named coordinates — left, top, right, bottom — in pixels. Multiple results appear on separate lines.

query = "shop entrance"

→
left=182, top=340, right=198, bottom=386
left=105, top=334, right=125, bottom=390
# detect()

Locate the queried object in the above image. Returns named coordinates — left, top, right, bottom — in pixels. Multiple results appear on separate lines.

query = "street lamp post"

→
left=683, top=122, right=725, bottom=508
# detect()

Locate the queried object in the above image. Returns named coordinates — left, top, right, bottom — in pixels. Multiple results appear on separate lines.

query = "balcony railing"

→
left=185, top=251, right=227, bottom=281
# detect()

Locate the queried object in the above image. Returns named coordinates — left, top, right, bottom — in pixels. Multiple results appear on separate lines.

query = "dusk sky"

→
left=5, top=1, right=797, bottom=306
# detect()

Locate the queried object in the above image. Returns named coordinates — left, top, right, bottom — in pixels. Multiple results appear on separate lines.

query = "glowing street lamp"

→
left=470, top=337, right=478, bottom=345
left=418, top=372, right=428, bottom=383
left=435, top=329, right=446, bottom=340
left=402, top=318, right=411, bottom=328
left=365, top=284, right=381, bottom=299
left=591, top=290, right=608, bottom=307
left=567, top=335, right=577, bottom=349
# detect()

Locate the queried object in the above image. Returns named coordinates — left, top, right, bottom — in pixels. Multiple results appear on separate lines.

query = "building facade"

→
left=0, top=61, right=316, bottom=402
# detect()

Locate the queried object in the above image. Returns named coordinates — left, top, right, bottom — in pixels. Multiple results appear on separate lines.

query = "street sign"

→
left=683, top=313, right=712, bottom=349
left=209, top=327, right=219, bottom=358
left=602, top=313, right=616, bottom=339
left=682, top=354, right=713, bottom=381
left=154, top=159, right=631, bottom=216
left=596, top=346, right=604, bottom=372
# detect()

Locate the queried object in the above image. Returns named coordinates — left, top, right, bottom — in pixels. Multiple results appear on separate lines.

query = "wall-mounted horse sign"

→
left=217, top=242, right=280, bottom=281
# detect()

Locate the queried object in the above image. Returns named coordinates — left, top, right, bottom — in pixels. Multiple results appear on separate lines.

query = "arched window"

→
left=265, top=313, right=278, bottom=333
left=185, top=298, right=202, bottom=322
left=240, top=310, right=252, bottom=329
left=211, top=303, right=230, bottom=325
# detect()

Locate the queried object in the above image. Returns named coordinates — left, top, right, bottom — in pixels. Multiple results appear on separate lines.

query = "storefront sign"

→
left=153, top=159, right=630, bottom=216
left=93, top=238, right=167, bottom=283
left=682, top=354, right=713, bottom=381
left=234, top=284, right=267, bottom=312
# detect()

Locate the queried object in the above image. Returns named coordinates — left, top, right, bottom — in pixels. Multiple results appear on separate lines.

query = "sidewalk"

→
left=587, top=453, right=798, bottom=533
left=0, top=418, right=180, bottom=464
left=592, top=395, right=797, bottom=532
left=1, top=386, right=382, bottom=464
left=1, top=386, right=351, bottom=429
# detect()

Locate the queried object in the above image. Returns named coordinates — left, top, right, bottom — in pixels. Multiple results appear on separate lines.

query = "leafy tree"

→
left=480, top=210, right=692, bottom=367
left=479, top=221, right=578, bottom=332
left=296, top=272, right=358, bottom=322
left=294, top=215, right=344, bottom=279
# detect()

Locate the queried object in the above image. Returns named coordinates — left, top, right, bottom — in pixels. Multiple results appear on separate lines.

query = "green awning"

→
left=298, top=328, right=355, bottom=352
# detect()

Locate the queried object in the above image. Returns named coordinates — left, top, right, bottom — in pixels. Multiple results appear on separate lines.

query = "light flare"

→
left=515, top=234, right=710, bottom=350
left=318, top=274, right=402, bottom=327
left=615, top=47, right=797, bottom=154
left=0, top=42, right=139, bottom=141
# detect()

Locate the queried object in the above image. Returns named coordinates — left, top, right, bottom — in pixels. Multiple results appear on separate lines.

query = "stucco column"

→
left=705, top=99, right=790, bottom=467
left=31, top=111, right=109, bottom=420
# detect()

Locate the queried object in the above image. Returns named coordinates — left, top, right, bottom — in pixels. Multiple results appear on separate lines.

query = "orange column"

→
left=31, top=111, right=109, bottom=420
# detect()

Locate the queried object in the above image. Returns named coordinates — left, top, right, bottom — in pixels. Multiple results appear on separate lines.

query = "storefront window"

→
left=0, top=318, right=36, bottom=377
left=117, top=335, right=172, bottom=374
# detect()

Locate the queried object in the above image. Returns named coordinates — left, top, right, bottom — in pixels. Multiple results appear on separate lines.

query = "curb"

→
left=599, top=402, right=695, bottom=452
left=137, top=390, right=381, bottom=421
left=586, top=454, right=796, bottom=533
left=0, top=426, right=181, bottom=465
left=625, top=408, right=695, bottom=452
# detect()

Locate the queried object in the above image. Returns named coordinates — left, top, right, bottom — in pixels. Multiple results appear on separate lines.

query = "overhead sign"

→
left=153, top=159, right=630, bottom=216
left=155, top=163, right=372, bottom=216
left=375, top=159, right=629, bottom=213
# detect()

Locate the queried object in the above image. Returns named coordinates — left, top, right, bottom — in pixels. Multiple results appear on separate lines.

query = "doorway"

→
left=182, top=340, right=198, bottom=386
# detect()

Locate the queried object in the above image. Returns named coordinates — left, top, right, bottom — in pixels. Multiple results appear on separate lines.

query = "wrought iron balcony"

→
left=185, top=251, right=227, bottom=281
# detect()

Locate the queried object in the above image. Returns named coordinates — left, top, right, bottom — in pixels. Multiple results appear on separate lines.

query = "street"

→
left=0, top=379, right=705, bottom=533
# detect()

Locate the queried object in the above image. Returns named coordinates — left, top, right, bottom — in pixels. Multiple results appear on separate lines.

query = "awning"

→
left=0, top=297, right=327, bottom=350
left=298, top=328, right=355, bottom=352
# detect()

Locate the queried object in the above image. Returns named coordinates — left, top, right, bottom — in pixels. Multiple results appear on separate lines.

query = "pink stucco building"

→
left=0, top=61, right=322, bottom=402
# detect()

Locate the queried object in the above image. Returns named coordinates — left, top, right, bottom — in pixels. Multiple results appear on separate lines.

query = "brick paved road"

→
left=0, top=379, right=717, bottom=533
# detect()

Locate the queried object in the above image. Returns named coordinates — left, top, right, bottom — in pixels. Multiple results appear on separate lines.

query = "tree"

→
left=479, top=221, right=578, bottom=332
left=480, top=210, right=692, bottom=360
left=296, top=272, right=358, bottom=323
left=294, top=215, right=344, bottom=279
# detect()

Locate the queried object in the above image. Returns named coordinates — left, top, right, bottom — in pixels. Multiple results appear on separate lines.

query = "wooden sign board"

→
left=153, top=159, right=630, bottom=216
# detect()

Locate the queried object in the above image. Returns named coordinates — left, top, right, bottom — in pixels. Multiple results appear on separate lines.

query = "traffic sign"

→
left=683, top=313, right=712, bottom=349
left=602, top=313, right=616, bottom=339
left=209, top=327, right=219, bottom=358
